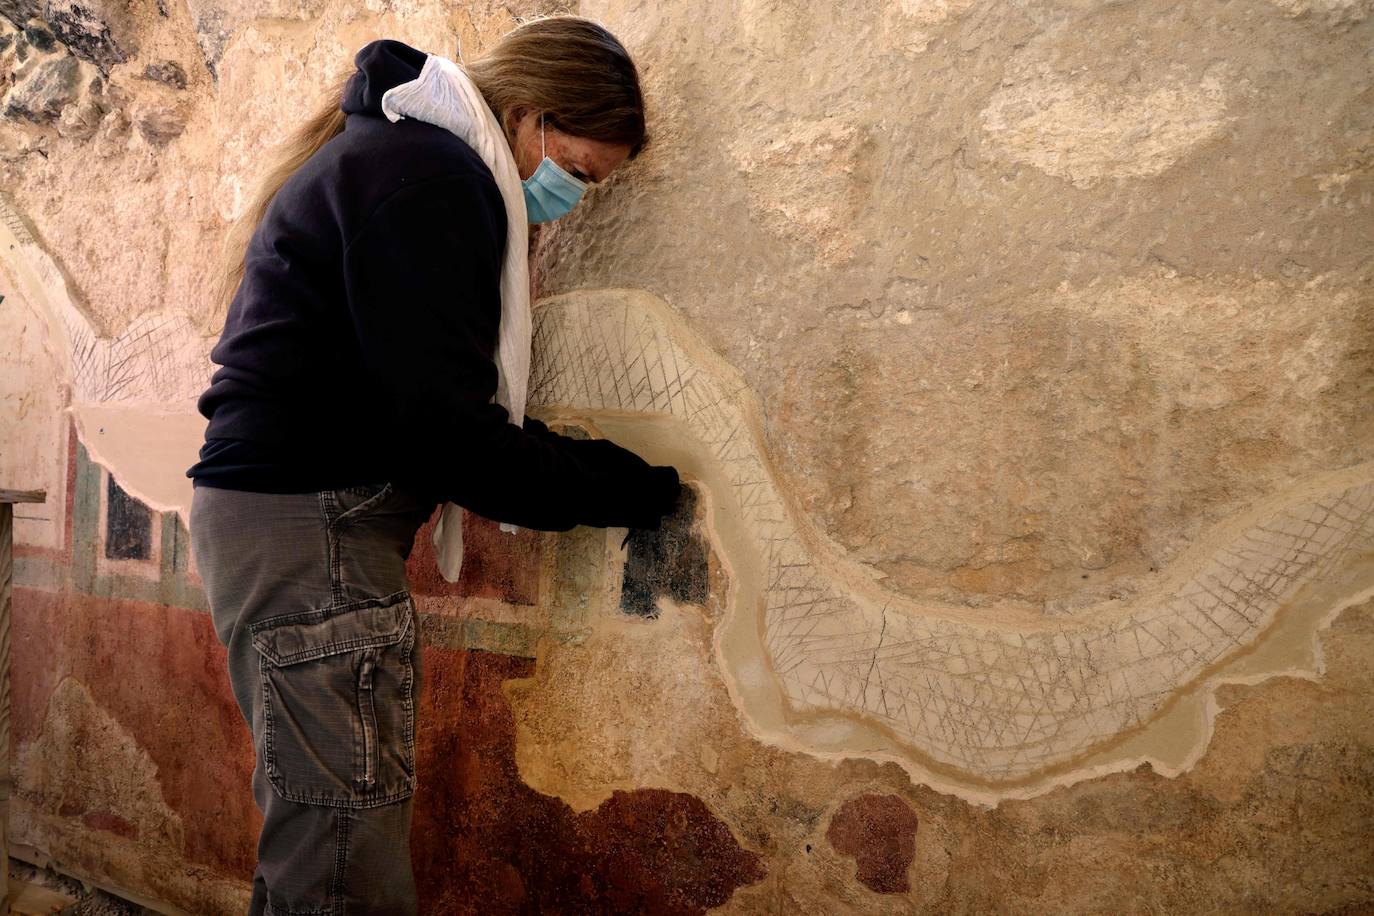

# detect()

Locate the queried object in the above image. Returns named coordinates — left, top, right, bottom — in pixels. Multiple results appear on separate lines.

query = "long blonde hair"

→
left=209, top=15, right=648, bottom=320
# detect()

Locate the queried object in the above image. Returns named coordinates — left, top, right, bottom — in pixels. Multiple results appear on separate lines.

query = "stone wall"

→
left=2, top=0, right=1372, bottom=911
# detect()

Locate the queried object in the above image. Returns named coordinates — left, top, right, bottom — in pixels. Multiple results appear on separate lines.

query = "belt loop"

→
left=318, top=490, right=346, bottom=606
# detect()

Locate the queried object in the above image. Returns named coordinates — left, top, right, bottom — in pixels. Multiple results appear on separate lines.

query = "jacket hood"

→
left=341, top=39, right=430, bottom=118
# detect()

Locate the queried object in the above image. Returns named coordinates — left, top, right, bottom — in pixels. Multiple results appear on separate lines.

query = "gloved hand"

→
left=620, top=466, right=683, bottom=547
left=622, top=464, right=682, bottom=529
left=563, top=435, right=682, bottom=530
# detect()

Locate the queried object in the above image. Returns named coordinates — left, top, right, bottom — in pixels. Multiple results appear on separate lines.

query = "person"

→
left=186, top=18, right=681, bottom=915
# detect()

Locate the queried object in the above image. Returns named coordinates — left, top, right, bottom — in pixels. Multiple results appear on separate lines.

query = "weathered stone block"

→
left=2, top=51, right=78, bottom=122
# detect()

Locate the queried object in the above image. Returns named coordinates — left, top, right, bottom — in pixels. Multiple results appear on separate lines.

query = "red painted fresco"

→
left=11, top=375, right=756, bottom=911
left=405, top=509, right=544, bottom=605
left=412, top=646, right=768, bottom=914
left=80, top=811, right=139, bottom=840
left=15, top=586, right=764, bottom=912
left=12, top=587, right=260, bottom=875
left=825, top=793, right=919, bottom=894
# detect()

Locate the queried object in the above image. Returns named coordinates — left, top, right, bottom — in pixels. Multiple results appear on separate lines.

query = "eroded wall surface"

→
left=2, top=0, right=1372, bottom=911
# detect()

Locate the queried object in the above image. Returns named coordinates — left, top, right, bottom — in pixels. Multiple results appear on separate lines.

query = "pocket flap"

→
left=250, top=589, right=413, bottom=666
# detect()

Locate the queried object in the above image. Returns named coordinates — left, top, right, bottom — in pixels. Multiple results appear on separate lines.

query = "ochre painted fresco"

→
left=412, top=648, right=766, bottom=914
left=12, top=583, right=766, bottom=914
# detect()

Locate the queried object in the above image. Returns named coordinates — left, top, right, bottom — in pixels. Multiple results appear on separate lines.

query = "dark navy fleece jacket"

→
left=186, top=38, right=679, bottom=532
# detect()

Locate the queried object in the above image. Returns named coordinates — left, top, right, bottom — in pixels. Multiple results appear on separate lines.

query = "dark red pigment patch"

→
left=825, top=793, right=919, bottom=894
left=406, top=508, right=543, bottom=604
left=411, top=647, right=767, bottom=914
left=12, top=587, right=259, bottom=875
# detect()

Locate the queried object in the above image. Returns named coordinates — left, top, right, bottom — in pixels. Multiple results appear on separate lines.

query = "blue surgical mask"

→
left=522, top=114, right=588, bottom=224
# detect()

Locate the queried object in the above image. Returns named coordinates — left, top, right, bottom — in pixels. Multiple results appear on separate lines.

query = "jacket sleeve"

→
left=341, top=173, right=679, bottom=531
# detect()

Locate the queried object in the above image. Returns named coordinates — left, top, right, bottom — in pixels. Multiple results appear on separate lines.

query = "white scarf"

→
left=380, top=53, right=530, bottom=582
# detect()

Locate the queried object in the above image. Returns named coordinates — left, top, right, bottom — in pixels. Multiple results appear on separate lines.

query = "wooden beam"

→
left=0, top=488, right=42, bottom=915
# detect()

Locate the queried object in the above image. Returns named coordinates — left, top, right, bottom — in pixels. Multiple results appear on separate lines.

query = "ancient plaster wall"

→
left=2, top=0, right=1372, bottom=912
left=537, top=0, right=1374, bottom=612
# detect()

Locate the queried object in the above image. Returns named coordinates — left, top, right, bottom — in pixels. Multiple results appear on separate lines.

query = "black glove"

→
left=622, top=464, right=681, bottom=529
left=562, top=435, right=682, bottom=531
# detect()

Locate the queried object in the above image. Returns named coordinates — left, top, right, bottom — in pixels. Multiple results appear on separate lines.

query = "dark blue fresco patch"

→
left=619, top=485, right=708, bottom=618
left=105, top=473, right=153, bottom=561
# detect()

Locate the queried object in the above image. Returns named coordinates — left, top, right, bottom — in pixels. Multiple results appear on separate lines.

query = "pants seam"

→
left=403, top=610, right=416, bottom=779
left=331, top=809, right=350, bottom=916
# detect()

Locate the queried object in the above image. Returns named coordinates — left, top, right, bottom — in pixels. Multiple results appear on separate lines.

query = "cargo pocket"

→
left=250, top=588, right=418, bottom=808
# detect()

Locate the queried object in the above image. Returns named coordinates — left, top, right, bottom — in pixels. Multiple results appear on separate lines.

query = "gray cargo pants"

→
left=189, top=481, right=438, bottom=915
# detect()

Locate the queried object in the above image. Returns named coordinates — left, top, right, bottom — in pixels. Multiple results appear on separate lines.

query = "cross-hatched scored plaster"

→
left=0, top=192, right=211, bottom=521
left=0, top=195, right=210, bottom=405
left=527, top=288, right=1374, bottom=800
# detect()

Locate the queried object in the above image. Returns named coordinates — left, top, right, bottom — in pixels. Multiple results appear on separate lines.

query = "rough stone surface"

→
left=41, top=0, right=134, bottom=72
left=140, top=59, right=185, bottom=89
left=0, top=2, right=41, bottom=31
left=3, top=50, right=80, bottom=122
left=538, top=0, right=1374, bottom=610
left=129, top=99, right=184, bottom=145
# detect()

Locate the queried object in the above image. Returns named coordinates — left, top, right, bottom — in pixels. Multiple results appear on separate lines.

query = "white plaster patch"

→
left=727, top=116, right=873, bottom=265
left=882, top=0, right=979, bottom=56
left=1267, top=0, right=1372, bottom=26
left=0, top=261, right=69, bottom=549
left=980, top=63, right=1236, bottom=187
left=73, top=402, right=205, bottom=524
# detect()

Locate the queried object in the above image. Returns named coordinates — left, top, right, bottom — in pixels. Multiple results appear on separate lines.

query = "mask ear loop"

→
left=540, top=112, right=546, bottom=161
